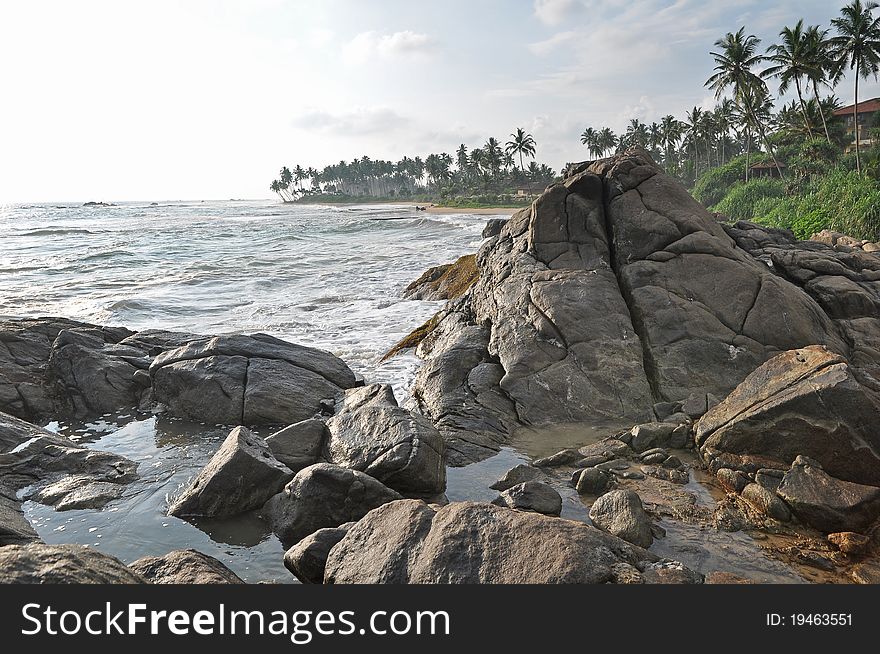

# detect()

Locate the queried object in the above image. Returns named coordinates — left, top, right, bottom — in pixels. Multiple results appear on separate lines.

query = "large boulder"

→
left=324, top=500, right=662, bottom=584
left=0, top=544, right=146, bottom=584
left=588, top=489, right=654, bottom=548
left=129, top=549, right=244, bottom=584
left=325, top=384, right=445, bottom=495
left=776, top=457, right=880, bottom=533
left=696, top=346, right=880, bottom=486
left=262, top=463, right=401, bottom=548
left=168, top=426, right=293, bottom=518
left=149, top=334, right=358, bottom=425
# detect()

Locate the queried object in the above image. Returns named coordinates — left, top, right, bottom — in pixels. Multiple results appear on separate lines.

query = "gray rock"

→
left=533, top=448, right=582, bottom=467
left=575, top=467, right=613, bottom=495
left=641, top=451, right=668, bottom=465
left=491, top=481, right=562, bottom=516
left=716, top=467, right=749, bottom=493
left=776, top=458, right=880, bottom=533
left=0, top=544, right=146, bottom=584
left=588, top=489, right=654, bottom=548
left=482, top=218, right=508, bottom=238
left=262, top=463, right=401, bottom=548
left=755, top=468, right=785, bottom=492
left=696, top=346, right=880, bottom=486
left=325, top=384, right=445, bottom=496
left=0, top=485, right=38, bottom=545
left=265, top=419, right=328, bottom=473
left=150, top=334, right=358, bottom=425
left=31, top=475, right=126, bottom=511
left=283, top=524, right=353, bottom=584
left=168, top=427, right=293, bottom=518
left=489, top=464, right=543, bottom=491
left=741, top=483, right=791, bottom=522
left=630, top=423, right=676, bottom=453
left=324, top=500, right=658, bottom=584
left=681, top=393, right=709, bottom=419
left=129, top=549, right=244, bottom=584
left=640, top=560, right=704, bottom=584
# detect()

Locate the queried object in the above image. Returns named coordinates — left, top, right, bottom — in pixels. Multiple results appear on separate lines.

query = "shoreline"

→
left=289, top=199, right=521, bottom=215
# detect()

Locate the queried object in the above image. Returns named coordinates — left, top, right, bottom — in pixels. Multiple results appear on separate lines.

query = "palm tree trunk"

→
left=745, top=129, right=751, bottom=182
left=812, top=81, right=832, bottom=145
left=519, top=151, right=524, bottom=172
left=855, top=65, right=862, bottom=174
left=795, top=78, right=814, bottom=139
left=744, top=99, right=785, bottom=180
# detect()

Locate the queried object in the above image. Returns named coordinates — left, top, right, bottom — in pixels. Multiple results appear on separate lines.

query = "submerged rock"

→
left=129, top=549, right=244, bottom=584
left=168, top=426, right=293, bottom=518
left=489, top=464, right=543, bottom=491
left=491, top=480, right=562, bottom=516
left=0, top=544, right=146, bottom=584
left=588, top=489, right=654, bottom=548
left=325, top=500, right=662, bottom=584
left=262, top=463, right=401, bottom=548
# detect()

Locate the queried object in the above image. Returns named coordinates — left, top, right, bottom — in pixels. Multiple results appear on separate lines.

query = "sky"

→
left=1, top=0, right=878, bottom=202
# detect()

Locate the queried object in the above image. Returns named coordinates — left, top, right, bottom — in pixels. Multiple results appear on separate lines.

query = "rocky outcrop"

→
left=482, top=218, right=508, bottom=239
left=0, top=544, right=145, bottom=584
left=283, top=524, right=353, bottom=584
left=325, top=384, right=445, bottom=495
left=413, top=150, right=862, bottom=464
left=262, top=463, right=401, bottom=548
left=324, top=500, right=666, bottom=584
left=810, top=229, right=880, bottom=253
left=588, top=489, right=654, bottom=548
left=129, top=549, right=245, bottom=584
left=404, top=254, right=479, bottom=301
left=150, top=334, right=358, bottom=425
left=168, top=426, right=293, bottom=518
left=695, top=346, right=880, bottom=486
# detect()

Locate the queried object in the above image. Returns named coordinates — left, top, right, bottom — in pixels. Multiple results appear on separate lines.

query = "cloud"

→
left=533, top=0, right=582, bottom=25
left=292, top=107, right=410, bottom=136
left=528, top=30, right=577, bottom=55
left=342, top=30, right=436, bottom=64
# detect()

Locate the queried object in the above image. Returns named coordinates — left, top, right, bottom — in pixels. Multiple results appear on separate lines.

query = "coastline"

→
left=289, top=199, right=521, bottom=215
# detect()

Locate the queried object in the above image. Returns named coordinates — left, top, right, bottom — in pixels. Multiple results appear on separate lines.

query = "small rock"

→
left=610, top=562, right=644, bottom=584
left=630, top=423, right=676, bottom=453
left=661, top=455, right=683, bottom=469
left=533, top=448, right=582, bottom=467
left=827, top=532, right=870, bottom=555
left=491, top=481, right=562, bottom=516
left=615, top=470, right=646, bottom=480
left=681, top=392, right=709, bottom=419
left=851, top=560, right=880, bottom=584
left=596, top=458, right=630, bottom=471
left=741, top=483, right=791, bottom=522
left=717, top=468, right=748, bottom=493
left=0, top=544, right=146, bottom=584
left=574, top=455, right=608, bottom=468
left=575, top=468, right=612, bottom=495
left=589, top=489, right=653, bottom=548
left=755, top=468, right=784, bottom=492
left=284, top=524, right=353, bottom=584
left=265, top=419, right=328, bottom=473
left=669, top=424, right=692, bottom=449
left=640, top=559, right=704, bottom=584
left=489, top=464, right=542, bottom=491
left=652, top=401, right=680, bottom=421
left=129, top=549, right=244, bottom=584
left=641, top=452, right=667, bottom=465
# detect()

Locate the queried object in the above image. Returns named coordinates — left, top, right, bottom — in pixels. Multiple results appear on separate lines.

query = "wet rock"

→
left=755, top=468, right=784, bottom=493
left=262, top=463, right=401, bottom=548
left=0, top=544, right=146, bottom=584
left=283, top=524, right=353, bottom=584
left=129, top=549, right=244, bottom=584
left=575, top=468, right=613, bottom=495
left=641, top=450, right=668, bottom=465
left=265, top=419, right=328, bottom=473
left=404, top=255, right=478, bottom=301
left=630, top=423, right=676, bottom=453
left=482, top=218, right=508, bottom=239
left=588, top=489, right=654, bottom=548
left=489, top=464, right=543, bottom=491
left=827, top=532, right=870, bottom=556
left=324, top=500, right=658, bottom=584
left=150, top=334, right=357, bottom=426
left=324, top=384, right=445, bottom=496
left=776, top=457, right=880, bottom=533
left=661, top=455, right=682, bottom=469
left=716, top=467, right=748, bottom=493
left=31, top=475, right=126, bottom=511
left=741, top=483, right=791, bottom=522
left=0, top=485, right=38, bottom=545
left=533, top=448, right=582, bottom=467
left=578, top=439, right=632, bottom=460
left=641, top=466, right=688, bottom=484
left=696, top=346, right=880, bottom=486
left=640, top=560, right=704, bottom=584
left=491, top=481, right=562, bottom=515
left=168, top=427, right=293, bottom=518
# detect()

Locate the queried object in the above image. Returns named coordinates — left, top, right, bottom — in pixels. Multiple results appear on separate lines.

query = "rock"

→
left=681, top=392, right=709, bottom=419
left=129, top=549, right=244, bottom=584
left=533, top=448, right=581, bottom=467
left=716, top=467, right=748, bottom=493
left=741, top=483, right=791, bottom=522
left=755, top=468, right=784, bottom=492
left=324, top=384, right=445, bottom=495
left=578, top=439, right=632, bottom=459
left=262, top=463, right=401, bottom=548
left=1, top=409, right=59, bottom=453
left=491, top=481, right=562, bottom=516
left=610, top=562, right=644, bottom=584
left=283, top=525, right=353, bottom=584
left=630, top=423, right=676, bottom=453
left=0, top=485, right=38, bottom=545
left=489, top=464, right=543, bottom=491
left=575, top=467, right=613, bottom=495
left=150, top=334, right=357, bottom=425
left=324, top=500, right=658, bottom=583
left=640, top=560, right=704, bottom=584
left=864, top=242, right=880, bottom=253
left=851, top=561, right=880, bottom=584
left=653, top=401, right=681, bottom=420
left=641, top=451, right=668, bottom=465
left=588, top=489, right=654, bottom=548
left=404, top=255, right=479, bottom=301
left=669, top=424, right=691, bottom=449
left=482, top=218, right=508, bottom=238
left=696, top=346, right=880, bottom=486
left=776, top=458, right=880, bottom=533
left=168, top=427, right=293, bottom=518
left=0, top=544, right=146, bottom=584
left=265, top=419, right=328, bottom=473
left=31, top=475, right=126, bottom=511
left=705, top=571, right=753, bottom=584
left=827, top=532, right=870, bottom=556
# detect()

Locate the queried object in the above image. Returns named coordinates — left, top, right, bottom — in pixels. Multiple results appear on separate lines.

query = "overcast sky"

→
left=1, top=0, right=878, bottom=202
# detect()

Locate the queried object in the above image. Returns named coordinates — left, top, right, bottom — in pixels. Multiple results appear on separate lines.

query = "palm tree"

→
left=706, top=27, right=784, bottom=179
left=484, top=137, right=504, bottom=179
left=830, top=0, right=880, bottom=173
left=505, top=128, right=537, bottom=172
left=659, top=115, right=684, bottom=171
left=805, top=25, right=841, bottom=144
left=580, top=127, right=601, bottom=157
left=715, top=98, right=737, bottom=164
left=764, top=19, right=821, bottom=139
left=455, top=144, right=469, bottom=176
left=684, top=107, right=704, bottom=177
left=598, top=128, right=617, bottom=156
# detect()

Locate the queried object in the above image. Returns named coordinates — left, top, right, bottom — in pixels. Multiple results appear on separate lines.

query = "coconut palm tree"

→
left=684, top=107, right=704, bottom=177
left=580, top=127, right=601, bottom=157
left=714, top=98, right=737, bottom=164
left=659, top=115, right=684, bottom=171
left=830, top=0, right=880, bottom=173
left=706, top=27, right=784, bottom=179
left=598, top=128, right=617, bottom=156
left=805, top=25, right=842, bottom=144
left=505, top=128, right=537, bottom=172
left=764, top=19, right=822, bottom=139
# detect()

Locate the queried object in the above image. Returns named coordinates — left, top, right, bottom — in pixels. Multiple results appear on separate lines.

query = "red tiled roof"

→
left=834, top=98, right=880, bottom=115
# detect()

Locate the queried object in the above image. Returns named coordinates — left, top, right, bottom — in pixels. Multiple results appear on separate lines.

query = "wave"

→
left=16, top=228, right=97, bottom=237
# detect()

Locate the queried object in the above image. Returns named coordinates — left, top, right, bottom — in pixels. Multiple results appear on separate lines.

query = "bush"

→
left=712, top=178, right=786, bottom=221
left=692, top=155, right=752, bottom=207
